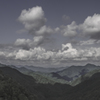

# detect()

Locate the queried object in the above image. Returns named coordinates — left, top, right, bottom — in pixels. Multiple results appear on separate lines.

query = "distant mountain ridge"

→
left=1, top=63, right=100, bottom=83
left=56, top=63, right=100, bottom=81
left=15, top=65, right=66, bottom=73
left=0, top=70, right=36, bottom=100
left=0, top=66, right=72, bottom=100
left=1, top=64, right=100, bottom=99
left=71, top=69, right=100, bottom=86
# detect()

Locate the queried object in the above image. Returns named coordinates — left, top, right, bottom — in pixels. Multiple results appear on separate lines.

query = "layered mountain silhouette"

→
left=0, top=63, right=100, bottom=100
left=0, top=65, right=71, bottom=100
left=10, top=63, right=100, bottom=84
left=0, top=67, right=40, bottom=100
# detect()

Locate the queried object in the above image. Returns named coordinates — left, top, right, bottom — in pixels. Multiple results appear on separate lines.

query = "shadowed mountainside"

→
left=0, top=69, right=39, bottom=100
left=1, top=64, right=100, bottom=100
left=14, top=63, right=100, bottom=84
left=0, top=66, right=72, bottom=100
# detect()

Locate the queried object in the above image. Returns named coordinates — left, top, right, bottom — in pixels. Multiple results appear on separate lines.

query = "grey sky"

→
left=0, top=0, right=100, bottom=67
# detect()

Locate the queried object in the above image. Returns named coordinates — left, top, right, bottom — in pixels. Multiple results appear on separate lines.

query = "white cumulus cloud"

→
left=15, top=36, right=44, bottom=49
left=0, top=43, right=100, bottom=66
left=33, top=36, right=44, bottom=45
left=35, top=25, right=54, bottom=35
left=18, top=6, right=46, bottom=33
left=18, top=6, right=54, bottom=36
left=60, top=14, right=100, bottom=40
left=61, top=21, right=78, bottom=37
left=80, top=14, right=100, bottom=39
left=79, top=39, right=96, bottom=45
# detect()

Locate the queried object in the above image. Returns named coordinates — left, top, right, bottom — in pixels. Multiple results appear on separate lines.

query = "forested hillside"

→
left=0, top=66, right=100, bottom=100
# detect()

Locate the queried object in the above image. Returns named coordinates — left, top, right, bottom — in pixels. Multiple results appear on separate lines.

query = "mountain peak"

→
left=85, top=63, right=96, bottom=67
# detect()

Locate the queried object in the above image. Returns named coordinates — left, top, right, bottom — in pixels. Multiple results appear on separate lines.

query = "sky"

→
left=0, top=0, right=100, bottom=67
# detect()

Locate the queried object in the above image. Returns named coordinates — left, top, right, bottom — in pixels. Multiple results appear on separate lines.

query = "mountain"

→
left=62, top=72, right=100, bottom=100
left=14, top=67, right=68, bottom=84
left=0, top=68, right=38, bottom=100
left=1, top=64, right=100, bottom=100
left=0, top=67, right=45, bottom=100
left=48, top=71, right=100, bottom=100
left=71, top=69, right=100, bottom=86
left=1, top=63, right=100, bottom=84
left=15, top=65, right=66, bottom=73
left=9, top=63, right=100, bottom=83
left=0, top=64, right=68, bottom=84
left=0, top=66, right=72, bottom=100
left=57, top=63, right=100, bottom=81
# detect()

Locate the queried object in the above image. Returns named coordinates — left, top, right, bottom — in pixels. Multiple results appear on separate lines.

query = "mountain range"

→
left=9, top=63, right=100, bottom=84
left=0, top=63, right=100, bottom=99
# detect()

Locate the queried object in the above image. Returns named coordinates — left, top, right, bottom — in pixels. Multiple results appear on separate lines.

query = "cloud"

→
left=57, top=43, right=78, bottom=60
left=15, top=38, right=31, bottom=50
left=18, top=6, right=54, bottom=36
left=15, top=47, right=53, bottom=60
left=33, top=36, right=44, bottom=45
left=1, top=42, right=100, bottom=66
left=15, top=36, right=44, bottom=49
left=18, top=6, right=55, bottom=47
left=80, top=14, right=100, bottom=39
left=0, top=51, right=5, bottom=57
left=79, top=39, right=96, bottom=45
left=35, top=25, right=54, bottom=35
left=62, top=43, right=72, bottom=51
left=13, top=43, right=100, bottom=62
left=61, top=21, right=78, bottom=37
left=96, top=40, right=100, bottom=44
left=18, top=6, right=46, bottom=33
left=2, top=11, right=100, bottom=66
left=18, top=8, right=100, bottom=40
left=55, top=27, right=60, bottom=32
left=62, top=15, right=70, bottom=21
left=60, top=14, right=100, bottom=40
left=8, top=43, right=78, bottom=61
left=15, top=39, right=31, bottom=46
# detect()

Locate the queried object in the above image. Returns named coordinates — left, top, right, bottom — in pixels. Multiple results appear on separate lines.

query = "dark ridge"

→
left=51, top=72, right=73, bottom=81
left=1, top=64, right=100, bottom=100
left=0, top=67, right=45, bottom=100
left=85, top=63, right=96, bottom=67
left=61, top=72, right=100, bottom=100
left=0, top=66, right=72, bottom=100
left=0, top=69, right=38, bottom=100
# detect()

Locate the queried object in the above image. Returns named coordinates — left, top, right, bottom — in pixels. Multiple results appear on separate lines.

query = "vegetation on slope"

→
left=1, top=65, right=100, bottom=100
left=70, top=69, right=100, bottom=86
left=0, top=67, right=72, bottom=100
left=0, top=70, right=37, bottom=100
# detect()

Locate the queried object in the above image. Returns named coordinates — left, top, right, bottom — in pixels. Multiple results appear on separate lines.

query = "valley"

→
left=0, top=63, right=100, bottom=100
